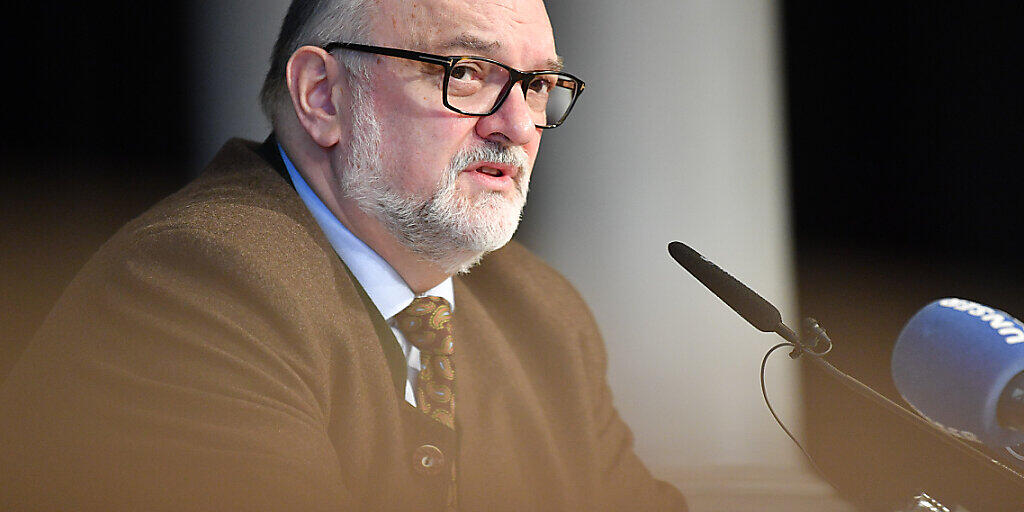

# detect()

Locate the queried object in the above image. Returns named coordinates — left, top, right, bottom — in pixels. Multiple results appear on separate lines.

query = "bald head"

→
left=370, top=0, right=554, bottom=49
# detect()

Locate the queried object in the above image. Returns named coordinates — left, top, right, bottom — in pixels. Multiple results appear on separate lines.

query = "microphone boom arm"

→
left=667, top=241, right=1024, bottom=496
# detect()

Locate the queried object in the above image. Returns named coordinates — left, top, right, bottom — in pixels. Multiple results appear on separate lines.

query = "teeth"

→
left=477, top=167, right=502, bottom=177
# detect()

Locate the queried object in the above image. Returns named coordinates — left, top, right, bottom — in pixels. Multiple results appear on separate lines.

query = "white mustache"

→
left=447, top=143, right=530, bottom=184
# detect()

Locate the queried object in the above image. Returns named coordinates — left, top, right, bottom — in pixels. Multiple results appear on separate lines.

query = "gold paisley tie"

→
left=394, top=296, right=458, bottom=510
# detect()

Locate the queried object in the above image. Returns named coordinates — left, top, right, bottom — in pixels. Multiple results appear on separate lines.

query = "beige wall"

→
left=523, top=0, right=799, bottom=472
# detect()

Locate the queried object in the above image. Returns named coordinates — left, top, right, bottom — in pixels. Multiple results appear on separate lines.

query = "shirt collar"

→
left=277, top=144, right=454, bottom=319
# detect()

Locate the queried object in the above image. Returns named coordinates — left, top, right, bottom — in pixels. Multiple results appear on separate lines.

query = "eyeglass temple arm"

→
left=322, top=42, right=453, bottom=67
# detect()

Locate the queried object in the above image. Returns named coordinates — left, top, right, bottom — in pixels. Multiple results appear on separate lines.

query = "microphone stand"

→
left=668, top=240, right=1024, bottom=509
left=779, top=317, right=1024, bottom=508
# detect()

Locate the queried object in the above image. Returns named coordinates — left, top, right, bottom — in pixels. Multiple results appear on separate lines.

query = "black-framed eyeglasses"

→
left=323, top=42, right=585, bottom=129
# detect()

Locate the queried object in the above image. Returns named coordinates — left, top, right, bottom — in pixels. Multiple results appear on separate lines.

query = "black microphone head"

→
left=668, top=241, right=782, bottom=333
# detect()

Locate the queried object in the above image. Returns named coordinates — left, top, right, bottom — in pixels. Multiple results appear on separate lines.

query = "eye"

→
left=528, top=76, right=555, bottom=94
left=450, top=62, right=484, bottom=81
left=447, top=61, right=491, bottom=97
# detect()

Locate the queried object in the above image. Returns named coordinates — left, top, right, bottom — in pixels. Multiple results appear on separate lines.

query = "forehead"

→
left=371, top=0, right=557, bottom=68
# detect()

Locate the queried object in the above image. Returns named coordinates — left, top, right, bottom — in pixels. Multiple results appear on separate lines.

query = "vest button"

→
left=413, top=444, right=445, bottom=475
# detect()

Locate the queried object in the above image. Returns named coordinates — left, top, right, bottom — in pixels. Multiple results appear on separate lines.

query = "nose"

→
left=474, top=87, right=538, bottom=147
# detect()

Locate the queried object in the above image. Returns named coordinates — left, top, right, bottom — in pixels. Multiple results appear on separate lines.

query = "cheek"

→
left=379, top=126, right=461, bottom=191
left=409, top=123, right=477, bottom=168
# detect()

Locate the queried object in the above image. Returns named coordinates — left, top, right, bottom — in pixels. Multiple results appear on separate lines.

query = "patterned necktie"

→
left=394, top=296, right=457, bottom=428
left=394, top=296, right=458, bottom=510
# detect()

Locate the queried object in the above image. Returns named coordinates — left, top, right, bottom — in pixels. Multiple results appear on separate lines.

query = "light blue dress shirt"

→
left=278, top=145, right=453, bottom=407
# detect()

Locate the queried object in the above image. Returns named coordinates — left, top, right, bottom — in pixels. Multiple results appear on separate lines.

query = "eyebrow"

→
left=439, top=33, right=564, bottom=71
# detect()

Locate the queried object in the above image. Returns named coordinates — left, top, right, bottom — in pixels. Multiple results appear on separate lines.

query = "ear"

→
left=286, top=46, right=349, bottom=148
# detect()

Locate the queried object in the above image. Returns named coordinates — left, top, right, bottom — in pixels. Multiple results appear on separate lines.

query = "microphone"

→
left=667, top=241, right=801, bottom=345
left=892, top=298, right=1024, bottom=459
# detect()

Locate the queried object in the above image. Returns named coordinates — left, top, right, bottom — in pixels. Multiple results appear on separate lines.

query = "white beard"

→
left=339, top=80, right=531, bottom=275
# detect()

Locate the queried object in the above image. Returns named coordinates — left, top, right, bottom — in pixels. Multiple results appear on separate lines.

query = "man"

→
left=0, top=0, right=686, bottom=510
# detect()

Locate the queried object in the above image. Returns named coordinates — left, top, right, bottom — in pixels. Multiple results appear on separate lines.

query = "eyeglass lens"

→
left=446, top=59, right=577, bottom=126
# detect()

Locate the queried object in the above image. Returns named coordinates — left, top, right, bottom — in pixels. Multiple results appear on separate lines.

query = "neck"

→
left=335, top=201, right=455, bottom=294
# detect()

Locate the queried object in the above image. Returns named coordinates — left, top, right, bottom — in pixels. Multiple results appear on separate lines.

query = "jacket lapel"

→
left=253, top=134, right=407, bottom=397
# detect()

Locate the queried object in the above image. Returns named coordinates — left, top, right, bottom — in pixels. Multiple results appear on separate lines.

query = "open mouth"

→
left=476, top=166, right=505, bottom=178
left=465, top=161, right=517, bottom=181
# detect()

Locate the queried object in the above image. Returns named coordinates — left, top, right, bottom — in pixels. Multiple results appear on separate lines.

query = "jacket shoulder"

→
left=28, top=138, right=355, bottom=377
left=459, top=239, right=601, bottom=348
left=85, top=139, right=333, bottom=286
left=464, top=240, right=587, bottom=306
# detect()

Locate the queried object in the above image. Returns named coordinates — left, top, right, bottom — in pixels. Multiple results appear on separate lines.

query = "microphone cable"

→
left=759, top=319, right=842, bottom=494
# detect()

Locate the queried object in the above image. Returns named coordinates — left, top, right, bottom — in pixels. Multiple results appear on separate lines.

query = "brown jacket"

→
left=0, top=139, right=686, bottom=511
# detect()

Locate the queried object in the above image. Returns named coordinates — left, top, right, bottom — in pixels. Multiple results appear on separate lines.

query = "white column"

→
left=522, top=0, right=801, bottom=473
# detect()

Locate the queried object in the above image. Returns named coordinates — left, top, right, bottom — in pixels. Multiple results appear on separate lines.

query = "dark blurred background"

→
left=1, top=3, right=190, bottom=377
left=784, top=2, right=1024, bottom=508
left=2, top=2, right=1022, bottom=509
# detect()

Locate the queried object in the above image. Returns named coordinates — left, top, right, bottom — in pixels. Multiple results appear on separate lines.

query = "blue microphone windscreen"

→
left=892, top=298, right=1024, bottom=448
